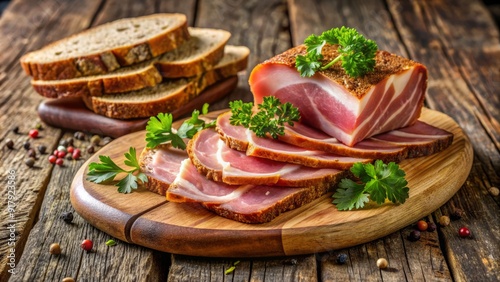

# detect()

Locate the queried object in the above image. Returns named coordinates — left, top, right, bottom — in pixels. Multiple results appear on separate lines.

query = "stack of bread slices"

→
left=20, top=13, right=249, bottom=119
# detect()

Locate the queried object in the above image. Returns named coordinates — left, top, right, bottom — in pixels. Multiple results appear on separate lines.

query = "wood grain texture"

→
left=70, top=108, right=472, bottom=257
left=387, top=0, right=500, bottom=281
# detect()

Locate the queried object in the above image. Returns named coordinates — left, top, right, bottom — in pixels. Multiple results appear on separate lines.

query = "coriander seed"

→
left=489, top=187, right=499, bottom=197
left=376, top=258, right=388, bottom=269
left=49, top=243, right=61, bottom=255
left=439, top=215, right=450, bottom=226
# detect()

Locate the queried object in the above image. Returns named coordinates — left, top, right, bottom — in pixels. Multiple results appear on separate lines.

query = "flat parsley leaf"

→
left=86, top=147, right=147, bottom=194
left=229, top=96, right=300, bottom=139
left=296, top=26, right=378, bottom=78
left=332, top=160, right=409, bottom=210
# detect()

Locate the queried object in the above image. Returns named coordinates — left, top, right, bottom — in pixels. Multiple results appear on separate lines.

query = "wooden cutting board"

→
left=37, top=76, right=238, bottom=138
left=70, top=108, right=473, bottom=257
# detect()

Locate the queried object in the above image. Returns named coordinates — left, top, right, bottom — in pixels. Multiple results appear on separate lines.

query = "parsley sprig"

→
left=229, top=96, right=300, bottom=139
left=86, top=147, right=147, bottom=194
left=296, top=26, right=378, bottom=78
left=332, top=160, right=409, bottom=210
left=145, top=103, right=215, bottom=150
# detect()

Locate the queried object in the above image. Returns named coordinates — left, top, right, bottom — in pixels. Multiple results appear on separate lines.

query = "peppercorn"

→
left=336, top=253, right=348, bottom=264
left=439, top=215, right=450, bottom=226
left=27, top=148, right=37, bottom=159
left=489, top=187, right=499, bottom=197
left=458, top=227, right=471, bottom=238
left=59, top=139, right=69, bottom=147
left=66, top=154, right=73, bottom=160
left=101, top=136, right=113, bottom=146
left=12, top=126, right=19, bottom=134
left=90, top=135, right=101, bottom=146
left=451, top=208, right=465, bottom=221
left=67, top=146, right=74, bottom=154
left=427, top=222, right=437, bottom=232
left=25, top=157, right=35, bottom=167
left=49, top=243, right=61, bottom=255
left=5, top=139, right=14, bottom=149
left=376, top=258, right=388, bottom=269
left=37, top=144, right=47, bottom=154
left=48, top=155, right=57, bottom=164
left=28, top=129, right=39, bottom=139
left=60, top=211, right=74, bottom=224
left=65, top=137, right=74, bottom=146
left=57, top=151, right=66, bottom=158
left=74, top=131, right=85, bottom=140
left=56, top=158, right=64, bottom=166
left=35, top=123, right=43, bottom=130
left=72, top=149, right=81, bottom=160
left=57, top=145, right=67, bottom=152
left=416, top=220, right=428, bottom=231
left=408, top=230, right=421, bottom=242
left=81, top=239, right=93, bottom=252
left=87, top=145, right=95, bottom=154
left=62, top=277, right=75, bottom=282
left=23, top=141, right=30, bottom=150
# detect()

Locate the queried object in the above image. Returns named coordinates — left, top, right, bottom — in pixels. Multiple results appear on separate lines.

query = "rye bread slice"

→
left=20, top=13, right=190, bottom=81
left=82, top=45, right=249, bottom=119
left=31, top=28, right=231, bottom=98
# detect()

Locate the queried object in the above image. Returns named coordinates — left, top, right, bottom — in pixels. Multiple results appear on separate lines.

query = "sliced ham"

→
left=188, top=128, right=345, bottom=186
left=249, top=45, right=428, bottom=146
left=166, top=159, right=334, bottom=223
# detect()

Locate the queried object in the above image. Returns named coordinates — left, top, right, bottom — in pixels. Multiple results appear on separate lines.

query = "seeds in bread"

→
left=31, top=28, right=232, bottom=98
left=20, top=13, right=190, bottom=81
left=82, top=45, right=250, bottom=119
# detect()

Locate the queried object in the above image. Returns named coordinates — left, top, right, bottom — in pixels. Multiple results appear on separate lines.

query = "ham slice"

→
left=249, top=45, right=428, bottom=146
left=216, top=111, right=453, bottom=162
left=188, top=128, right=345, bottom=186
left=167, top=159, right=334, bottom=223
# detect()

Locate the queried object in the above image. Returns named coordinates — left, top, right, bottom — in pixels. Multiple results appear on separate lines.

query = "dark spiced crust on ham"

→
left=202, top=182, right=334, bottom=224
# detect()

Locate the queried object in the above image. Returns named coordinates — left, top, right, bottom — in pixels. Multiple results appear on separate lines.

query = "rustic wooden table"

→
left=0, top=0, right=498, bottom=281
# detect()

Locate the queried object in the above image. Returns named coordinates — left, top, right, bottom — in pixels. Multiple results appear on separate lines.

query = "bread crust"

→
left=20, top=14, right=190, bottom=81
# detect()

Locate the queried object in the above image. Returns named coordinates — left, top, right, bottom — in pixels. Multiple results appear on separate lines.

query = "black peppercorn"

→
left=408, top=230, right=421, bottom=241
left=427, top=222, right=437, bottom=232
left=5, top=139, right=14, bottom=149
left=60, top=211, right=74, bottom=223
left=451, top=208, right=465, bottom=221
left=12, top=126, right=19, bottom=134
left=87, top=145, right=95, bottom=154
left=59, top=139, right=69, bottom=147
left=37, top=144, right=47, bottom=154
left=28, top=148, right=37, bottom=158
left=65, top=137, right=74, bottom=146
left=25, top=157, right=35, bottom=167
left=23, top=141, right=30, bottom=150
left=336, top=253, right=348, bottom=264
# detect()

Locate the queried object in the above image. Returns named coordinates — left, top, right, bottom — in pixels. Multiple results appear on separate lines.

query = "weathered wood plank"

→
left=0, top=0, right=104, bottom=280
left=288, top=0, right=455, bottom=281
left=387, top=0, right=500, bottom=281
left=10, top=132, right=169, bottom=281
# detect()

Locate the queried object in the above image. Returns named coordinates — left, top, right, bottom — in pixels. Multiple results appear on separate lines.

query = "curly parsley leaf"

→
left=332, top=160, right=409, bottom=210
left=229, top=96, right=300, bottom=139
left=86, top=147, right=147, bottom=194
left=145, top=103, right=215, bottom=149
left=296, top=26, right=378, bottom=78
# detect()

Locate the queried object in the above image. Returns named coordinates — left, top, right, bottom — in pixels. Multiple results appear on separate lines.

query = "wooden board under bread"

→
left=70, top=108, right=472, bottom=257
left=37, top=76, right=238, bottom=138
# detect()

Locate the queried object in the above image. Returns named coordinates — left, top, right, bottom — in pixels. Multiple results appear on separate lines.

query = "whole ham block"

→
left=249, top=45, right=428, bottom=146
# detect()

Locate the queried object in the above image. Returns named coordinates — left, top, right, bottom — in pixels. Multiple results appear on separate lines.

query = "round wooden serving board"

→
left=70, top=108, right=473, bottom=257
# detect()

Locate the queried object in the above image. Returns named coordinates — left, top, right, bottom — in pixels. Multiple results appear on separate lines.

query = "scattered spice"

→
left=74, top=131, right=85, bottom=140
left=49, top=243, right=61, bottom=255
left=67, top=146, right=74, bottom=154
left=427, top=222, right=437, bottom=232
left=105, top=239, right=117, bottom=247
left=336, top=253, right=348, bottom=264
left=416, top=220, right=428, bottom=231
left=23, top=141, right=31, bottom=150
left=57, top=151, right=66, bottom=158
left=458, top=227, right=471, bottom=238
left=28, top=129, right=39, bottom=139
left=57, top=145, right=67, bottom=152
left=48, top=155, right=57, bottom=164
left=59, top=139, right=69, bottom=147
left=35, top=123, right=43, bottom=130
left=12, top=126, right=19, bottom=134
left=90, top=135, right=101, bottom=146
left=439, top=215, right=450, bottom=227
left=451, top=208, right=465, bottom=221
left=56, top=158, right=64, bottom=166
left=87, top=145, right=95, bottom=154
left=225, top=261, right=240, bottom=275
left=408, top=230, right=421, bottom=242
left=81, top=239, right=93, bottom=252
left=489, top=187, right=499, bottom=197
left=28, top=148, right=37, bottom=159
left=101, top=136, right=113, bottom=146
left=5, top=139, right=14, bottom=149
left=25, top=157, right=35, bottom=168
left=60, top=211, right=74, bottom=224
left=37, top=144, right=47, bottom=154
left=376, top=258, right=388, bottom=269
left=62, top=277, right=75, bottom=282
left=72, top=149, right=81, bottom=160
left=65, top=137, right=74, bottom=146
